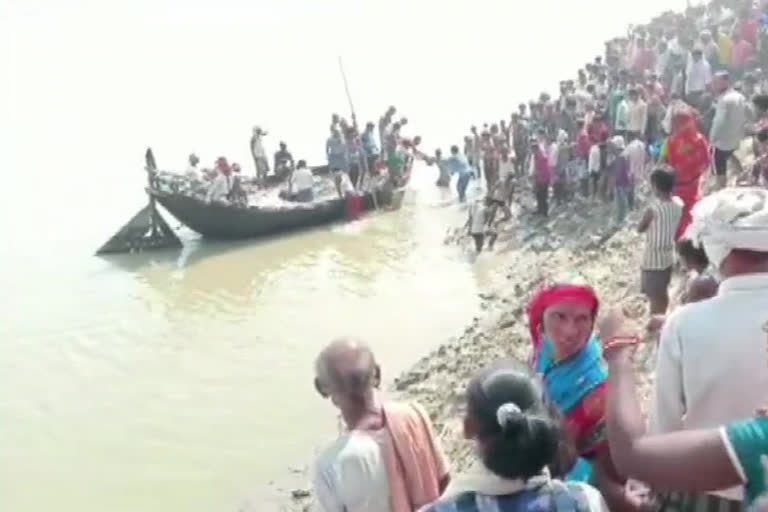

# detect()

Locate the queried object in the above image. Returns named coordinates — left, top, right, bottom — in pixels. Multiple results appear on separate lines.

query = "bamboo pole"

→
left=338, top=56, right=378, bottom=210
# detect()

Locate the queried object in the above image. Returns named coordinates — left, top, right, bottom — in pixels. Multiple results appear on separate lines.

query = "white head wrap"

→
left=495, top=402, right=522, bottom=428
left=684, top=188, right=768, bottom=270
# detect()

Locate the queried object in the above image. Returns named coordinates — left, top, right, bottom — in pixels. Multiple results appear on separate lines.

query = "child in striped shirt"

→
left=637, top=168, right=683, bottom=314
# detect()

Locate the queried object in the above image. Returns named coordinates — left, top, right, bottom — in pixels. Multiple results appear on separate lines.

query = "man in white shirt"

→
left=710, top=71, right=747, bottom=190
left=206, top=157, right=233, bottom=204
left=651, top=188, right=768, bottom=511
left=655, top=40, right=670, bottom=78
left=668, top=34, right=689, bottom=62
left=587, top=141, right=602, bottom=199
left=615, top=96, right=629, bottom=135
left=290, top=160, right=315, bottom=202
left=594, top=73, right=609, bottom=98
left=623, top=133, right=646, bottom=209
left=573, top=86, right=595, bottom=113
left=546, top=134, right=559, bottom=169
left=184, top=153, right=201, bottom=180
left=625, top=87, right=648, bottom=140
left=685, top=49, right=712, bottom=110
left=250, top=126, right=269, bottom=185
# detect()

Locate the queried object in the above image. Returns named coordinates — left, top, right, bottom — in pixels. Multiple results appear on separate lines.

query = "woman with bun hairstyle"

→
left=527, top=279, right=647, bottom=511
left=419, top=361, right=607, bottom=512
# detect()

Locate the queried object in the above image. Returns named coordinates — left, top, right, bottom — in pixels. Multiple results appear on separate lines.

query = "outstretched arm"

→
left=606, top=349, right=741, bottom=490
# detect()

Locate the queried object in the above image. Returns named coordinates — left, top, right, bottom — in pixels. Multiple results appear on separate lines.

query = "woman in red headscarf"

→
left=661, top=107, right=710, bottom=239
left=527, top=280, right=645, bottom=512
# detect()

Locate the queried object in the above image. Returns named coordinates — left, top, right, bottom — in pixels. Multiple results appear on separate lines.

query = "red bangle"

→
left=603, top=335, right=641, bottom=351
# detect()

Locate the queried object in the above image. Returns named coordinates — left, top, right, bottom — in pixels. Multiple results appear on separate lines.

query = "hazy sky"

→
left=1, top=0, right=686, bottom=240
left=3, top=0, right=687, bottom=159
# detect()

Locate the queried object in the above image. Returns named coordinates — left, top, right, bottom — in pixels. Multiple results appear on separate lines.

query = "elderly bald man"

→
left=312, top=338, right=450, bottom=512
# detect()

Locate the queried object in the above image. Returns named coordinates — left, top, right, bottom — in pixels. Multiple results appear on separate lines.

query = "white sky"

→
left=0, top=0, right=685, bottom=236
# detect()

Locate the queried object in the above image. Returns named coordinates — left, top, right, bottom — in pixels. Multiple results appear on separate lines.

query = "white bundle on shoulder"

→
left=684, top=187, right=768, bottom=268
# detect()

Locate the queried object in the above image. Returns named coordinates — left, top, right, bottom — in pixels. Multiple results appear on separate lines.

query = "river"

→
left=1, top=1, right=683, bottom=511
left=2, top=164, right=492, bottom=511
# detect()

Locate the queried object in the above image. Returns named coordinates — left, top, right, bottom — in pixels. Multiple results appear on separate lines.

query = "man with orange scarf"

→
left=660, top=108, right=711, bottom=239
left=312, top=339, right=450, bottom=512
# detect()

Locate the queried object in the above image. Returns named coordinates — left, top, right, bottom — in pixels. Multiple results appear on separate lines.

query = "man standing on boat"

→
left=361, top=122, right=380, bottom=179
left=326, top=127, right=348, bottom=173
left=250, top=126, right=270, bottom=186
left=327, top=127, right=351, bottom=197
left=378, top=106, right=396, bottom=158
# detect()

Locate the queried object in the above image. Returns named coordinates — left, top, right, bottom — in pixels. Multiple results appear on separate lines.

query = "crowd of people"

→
left=326, top=107, right=423, bottom=195
left=178, top=105, right=423, bottom=207
left=309, top=1, right=768, bottom=512
left=311, top=188, right=768, bottom=512
left=174, top=128, right=304, bottom=205
left=428, top=0, right=768, bottom=259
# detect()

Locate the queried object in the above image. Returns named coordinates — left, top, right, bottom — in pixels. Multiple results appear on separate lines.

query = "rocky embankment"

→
left=285, top=182, right=667, bottom=511
left=392, top=185, right=662, bottom=476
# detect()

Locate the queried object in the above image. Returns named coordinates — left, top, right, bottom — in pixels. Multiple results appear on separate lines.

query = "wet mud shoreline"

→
left=281, top=182, right=663, bottom=511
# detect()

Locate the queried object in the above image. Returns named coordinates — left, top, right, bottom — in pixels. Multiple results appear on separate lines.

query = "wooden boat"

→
left=148, top=184, right=406, bottom=240
left=97, top=148, right=409, bottom=253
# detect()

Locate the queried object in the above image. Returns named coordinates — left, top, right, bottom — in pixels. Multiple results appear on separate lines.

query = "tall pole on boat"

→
left=338, top=56, right=357, bottom=129
left=338, top=57, right=376, bottom=208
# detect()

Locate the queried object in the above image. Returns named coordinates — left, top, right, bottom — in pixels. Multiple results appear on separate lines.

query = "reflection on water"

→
left=0, top=170, right=487, bottom=512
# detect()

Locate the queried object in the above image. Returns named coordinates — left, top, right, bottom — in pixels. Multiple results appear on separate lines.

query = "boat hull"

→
left=148, top=187, right=404, bottom=240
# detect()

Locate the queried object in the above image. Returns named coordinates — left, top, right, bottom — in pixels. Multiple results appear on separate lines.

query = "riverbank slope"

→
left=282, top=182, right=662, bottom=511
